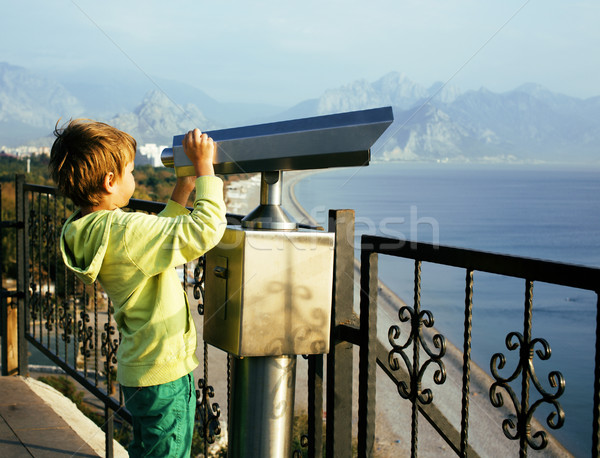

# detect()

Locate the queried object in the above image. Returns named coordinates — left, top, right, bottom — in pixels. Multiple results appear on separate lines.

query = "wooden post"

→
left=1, top=179, right=21, bottom=376
left=6, top=301, right=18, bottom=375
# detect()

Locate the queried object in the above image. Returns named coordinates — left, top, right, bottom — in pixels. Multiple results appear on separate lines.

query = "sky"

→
left=2, top=0, right=599, bottom=106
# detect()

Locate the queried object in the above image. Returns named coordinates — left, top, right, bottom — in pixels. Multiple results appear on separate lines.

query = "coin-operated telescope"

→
left=162, top=106, right=393, bottom=457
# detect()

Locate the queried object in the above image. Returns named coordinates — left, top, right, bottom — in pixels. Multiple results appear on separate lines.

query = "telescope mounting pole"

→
left=228, top=170, right=298, bottom=457
left=241, top=171, right=297, bottom=231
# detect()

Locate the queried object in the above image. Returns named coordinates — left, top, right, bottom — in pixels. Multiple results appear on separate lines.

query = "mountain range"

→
left=1, top=62, right=599, bottom=164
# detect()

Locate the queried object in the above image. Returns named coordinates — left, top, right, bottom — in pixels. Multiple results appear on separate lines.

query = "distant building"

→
left=1, top=143, right=168, bottom=167
left=0, top=145, right=50, bottom=157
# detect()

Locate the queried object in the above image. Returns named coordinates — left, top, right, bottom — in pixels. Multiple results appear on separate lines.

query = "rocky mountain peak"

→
left=0, top=62, right=83, bottom=129
left=109, top=89, right=213, bottom=145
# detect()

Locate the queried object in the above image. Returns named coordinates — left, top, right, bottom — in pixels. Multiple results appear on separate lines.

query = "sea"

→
left=293, top=162, right=600, bottom=457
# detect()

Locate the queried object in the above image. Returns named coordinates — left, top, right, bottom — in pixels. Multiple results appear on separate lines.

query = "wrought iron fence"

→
left=354, top=233, right=600, bottom=457
left=2, top=177, right=600, bottom=457
left=2, top=176, right=248, bottom=457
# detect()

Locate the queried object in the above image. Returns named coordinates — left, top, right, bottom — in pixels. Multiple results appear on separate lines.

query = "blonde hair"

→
left=49, top=119, right=136, bottom=207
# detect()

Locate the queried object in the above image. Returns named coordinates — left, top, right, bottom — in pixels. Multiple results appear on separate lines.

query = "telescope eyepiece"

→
left=161, top=147, right=174, bottom=168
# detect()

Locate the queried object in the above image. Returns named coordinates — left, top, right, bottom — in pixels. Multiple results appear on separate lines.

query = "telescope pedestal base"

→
left=228, top=355, right=297, bottom=458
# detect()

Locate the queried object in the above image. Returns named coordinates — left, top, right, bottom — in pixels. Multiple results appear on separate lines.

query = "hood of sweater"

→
left=60, top=209, right=116, bottom=285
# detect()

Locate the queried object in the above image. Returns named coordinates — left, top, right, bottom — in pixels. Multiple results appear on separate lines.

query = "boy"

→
left=49, top=119, right=227, bottom=457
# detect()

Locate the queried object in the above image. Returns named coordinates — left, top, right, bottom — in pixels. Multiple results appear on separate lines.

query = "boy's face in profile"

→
left=112, top=161, right=136, bottom=208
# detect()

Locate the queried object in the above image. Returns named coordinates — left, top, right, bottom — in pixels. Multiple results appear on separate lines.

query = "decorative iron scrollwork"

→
left=388, top=262, right=446, bottom=406
left=194, top=256, right=205, bottom=315
left=490, top=333, right=566, bottom=450
left=196, top=377, right=222, bottom=444
left=28, top=206, right=40, bottom=328
left=78, top=308, right=94, bottom=359
left=384, top=260, right=447, bottom=457
left=58, top=298, right=74, bottom=343
left=101, top=319, right=119, bottom=393
left=42, top=210, right=55, bottom=332
left=388, top=306, right=447, bottom=404
left=29, top=286, right=41, bottom=324
left=489, top=280, right=565, bottom=452
left=43, top=291, right=55, bottom=332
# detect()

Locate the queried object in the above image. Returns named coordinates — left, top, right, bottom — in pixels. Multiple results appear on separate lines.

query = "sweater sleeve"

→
left=123, top=176, right=226, bottom=277
left=158, top=199, right=191, bottom=217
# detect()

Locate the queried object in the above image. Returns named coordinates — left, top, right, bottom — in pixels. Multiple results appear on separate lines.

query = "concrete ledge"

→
left=0, top=375, right=127, bottom=457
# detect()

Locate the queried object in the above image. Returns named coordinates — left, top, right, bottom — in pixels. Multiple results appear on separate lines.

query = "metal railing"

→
left=1, top=175, right=245, bottom=456
left=353, top=233, right=599, bottom=457
left=2, top=177, right=600, bottom=456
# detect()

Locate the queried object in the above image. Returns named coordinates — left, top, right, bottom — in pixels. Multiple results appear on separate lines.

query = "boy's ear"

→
left=103, top=172, right=116, bottom=194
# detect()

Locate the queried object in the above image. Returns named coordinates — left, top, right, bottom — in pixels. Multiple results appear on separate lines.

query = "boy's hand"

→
left=183, top=128, right=215, bottom=177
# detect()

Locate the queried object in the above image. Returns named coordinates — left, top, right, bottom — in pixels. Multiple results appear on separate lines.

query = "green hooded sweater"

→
left=60, top=176, right=227, bottom=387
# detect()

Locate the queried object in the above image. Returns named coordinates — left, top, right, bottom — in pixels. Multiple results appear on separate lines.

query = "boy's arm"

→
left=158, top=177, right=196, bottom=217
left=129, top=130, right=226, bottom=275
left=170, top=176, right=196, bottom=207
left=125, top=176, right=226, bottom=276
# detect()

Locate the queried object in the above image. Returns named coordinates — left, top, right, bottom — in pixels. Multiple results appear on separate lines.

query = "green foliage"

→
left=131, top=164, right=178, bottom=202
left=0, top=155, right=53, bottom=186
left=1, top=182, right=17, bottom=279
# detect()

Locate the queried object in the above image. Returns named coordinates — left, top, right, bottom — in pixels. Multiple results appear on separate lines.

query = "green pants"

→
left=123, top=373, right=196, bottom=457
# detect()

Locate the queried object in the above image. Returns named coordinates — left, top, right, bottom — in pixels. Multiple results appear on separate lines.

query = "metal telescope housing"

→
left=161, top=106, right=394, bottom=175
left=162, top=106, right=394, bottom=230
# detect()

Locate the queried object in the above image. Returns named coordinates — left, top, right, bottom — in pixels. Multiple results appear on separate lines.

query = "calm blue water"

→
left=294, top=162, right=600, bottom=456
